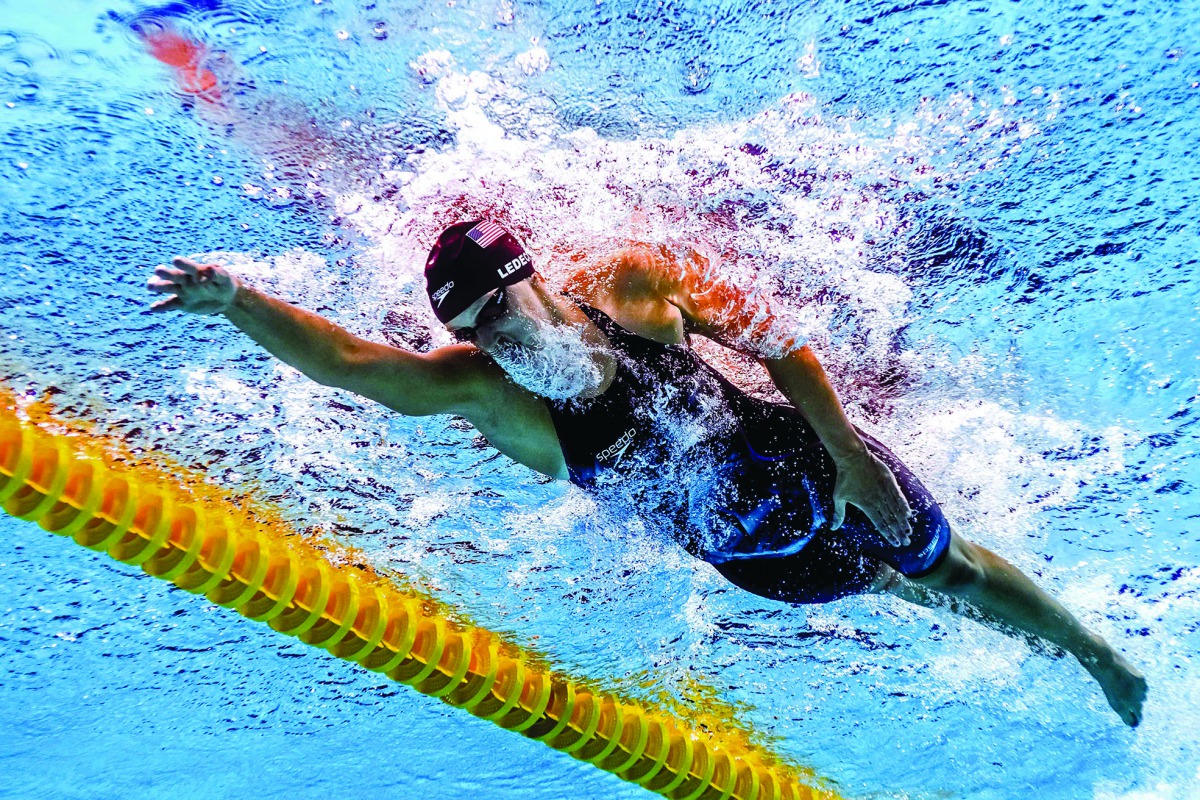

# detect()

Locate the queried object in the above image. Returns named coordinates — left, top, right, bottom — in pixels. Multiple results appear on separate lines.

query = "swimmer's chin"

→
left=488, top=332, right=606, bottom=401
left=491, top=362, right=601, bottom=401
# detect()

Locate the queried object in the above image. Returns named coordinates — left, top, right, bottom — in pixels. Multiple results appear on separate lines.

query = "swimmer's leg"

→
left=873, top=536, right=1148, bottom=728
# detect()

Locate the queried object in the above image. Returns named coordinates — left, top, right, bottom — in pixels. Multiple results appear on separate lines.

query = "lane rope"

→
left=0, top=401, right=843, bottom=800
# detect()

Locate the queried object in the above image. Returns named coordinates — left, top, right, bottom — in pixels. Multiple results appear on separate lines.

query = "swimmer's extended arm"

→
left=147, top=258, right=477, bottom=417
left=619, top=245, right=914, bottom=545
left=149, top=258, right=569, bottom=478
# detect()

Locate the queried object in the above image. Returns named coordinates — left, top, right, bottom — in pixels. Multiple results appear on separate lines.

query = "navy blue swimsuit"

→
left=546, top=305, right=952, bottom=604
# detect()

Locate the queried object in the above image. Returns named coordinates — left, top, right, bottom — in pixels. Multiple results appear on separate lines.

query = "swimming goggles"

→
left=451, top=288, right=508, bottom=342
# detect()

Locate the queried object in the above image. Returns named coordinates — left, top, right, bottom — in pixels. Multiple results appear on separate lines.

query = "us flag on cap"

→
left=466, top=220, right=507, bottom=249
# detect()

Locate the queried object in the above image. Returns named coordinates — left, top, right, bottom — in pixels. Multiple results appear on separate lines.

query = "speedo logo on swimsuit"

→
left=913, top=519, right=948, bottom=559
left=497, top=252, right=530, bottom=279
left=597, top=428, right=637, bottom=464
left=431, top=281, right=454, bottom=307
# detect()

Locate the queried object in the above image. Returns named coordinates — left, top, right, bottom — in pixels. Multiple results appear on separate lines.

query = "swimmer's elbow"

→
left=761, top=346, right=828, bottom=401
left=323, top=339, right=474, bottom=417
left=761, top=343, right=815, bottom=369
left=301, top=335, right=364, bottom=388
left=307, top=364, right=350, bottom=390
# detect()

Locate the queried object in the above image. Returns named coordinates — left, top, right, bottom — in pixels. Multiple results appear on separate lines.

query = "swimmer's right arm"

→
left=147, top=257, right=478, bottom=417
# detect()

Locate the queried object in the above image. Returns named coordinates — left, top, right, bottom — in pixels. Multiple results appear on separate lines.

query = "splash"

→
left=172, top=46, right=1078, bottom=573
left=488, top=316, right=607, bottom=401
left=316, top=59, right=1034, bottom=409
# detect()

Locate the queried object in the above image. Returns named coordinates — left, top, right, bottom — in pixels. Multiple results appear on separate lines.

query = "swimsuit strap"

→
left=571, top=300, right=689, bottom=366
left=571, top=301, right=639, bottom=355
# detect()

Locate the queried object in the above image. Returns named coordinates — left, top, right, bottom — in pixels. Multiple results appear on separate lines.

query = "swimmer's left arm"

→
left=631, top=244, right=914, bottom=545
left=760, top=350, right=913, bottom=545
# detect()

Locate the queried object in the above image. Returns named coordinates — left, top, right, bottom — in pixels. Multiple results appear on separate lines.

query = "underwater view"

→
left=1, top=0, right=1197, bottom=798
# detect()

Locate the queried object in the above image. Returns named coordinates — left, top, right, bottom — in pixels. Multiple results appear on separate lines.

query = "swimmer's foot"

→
left=1081, top=645, right=1148, bottom=728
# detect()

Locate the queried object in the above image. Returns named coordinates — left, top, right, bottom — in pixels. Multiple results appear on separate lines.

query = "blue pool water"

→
left=2, top=1, right=1198, bottom=798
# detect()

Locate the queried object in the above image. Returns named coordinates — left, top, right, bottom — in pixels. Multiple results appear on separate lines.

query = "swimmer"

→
left=148, top=221, right=1147, bottom=727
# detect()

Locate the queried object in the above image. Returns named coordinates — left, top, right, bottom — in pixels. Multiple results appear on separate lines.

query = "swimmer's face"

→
left=444, top=277, right=550, bottom=353
left=445, top=276, right=605, bottom=400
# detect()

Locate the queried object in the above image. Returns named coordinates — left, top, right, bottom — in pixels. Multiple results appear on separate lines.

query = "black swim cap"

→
left=425, top=220, right=534, bottom=323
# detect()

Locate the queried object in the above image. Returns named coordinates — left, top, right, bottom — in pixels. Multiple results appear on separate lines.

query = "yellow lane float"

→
left=0, top=401, right=843, bottom=800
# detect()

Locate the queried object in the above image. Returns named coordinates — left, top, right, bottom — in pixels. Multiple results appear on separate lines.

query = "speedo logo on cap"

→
left=431, top=281, right=454, bottom=307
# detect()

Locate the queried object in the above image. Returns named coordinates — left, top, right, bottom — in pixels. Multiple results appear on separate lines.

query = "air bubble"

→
left=681, top=58, right=711, bottom=95
left=5, top=57, right=31, bottom=77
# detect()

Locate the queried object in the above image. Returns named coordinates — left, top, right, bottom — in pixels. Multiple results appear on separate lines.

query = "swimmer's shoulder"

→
left=428, top=343, right=540, bottom=408
left=562, top=242, right=671, bottom=302
left=562, top=243, right=687, bottom=344
left=429, top=343, right=569, bottom=478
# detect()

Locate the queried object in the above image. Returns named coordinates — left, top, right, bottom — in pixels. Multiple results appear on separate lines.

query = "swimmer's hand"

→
left=147, top=257, right=240, bottom=315
left=830, top=449, right=913, bottom=546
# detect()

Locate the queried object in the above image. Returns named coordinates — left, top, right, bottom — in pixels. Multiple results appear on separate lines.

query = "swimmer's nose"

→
left=475, top=327, right=504, bottom=350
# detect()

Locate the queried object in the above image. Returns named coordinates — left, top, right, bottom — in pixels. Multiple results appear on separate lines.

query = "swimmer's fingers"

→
left=830, top=491, right=847, bottom=530
left=153, top=265, right=189, bottom=283
left=881, top=512, right=908, bottom=547
left=880, top=475, right=913, bottom=546
left=147, top=274, right=183, bottom=313
left=832, top=453, right=901, bottom=543
left=172, top=256, right=205, bottom=274
left=863, top=458, right=911, bottom=545
left=147, top=277, right=180, bottom=294
left=892, top=495, right=914, bottom=544
left=149, top=295, right=182, bottom=312
left=172, top=258, right=229, bottom=287
left=878, top=502, right=909, bottom=546
left=864, top=504, right=903, bottom=547
left=849, top=491, right=906, bottom=546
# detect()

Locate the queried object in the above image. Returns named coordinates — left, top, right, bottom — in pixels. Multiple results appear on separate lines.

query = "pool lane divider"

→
left=0, top=403, right=843, bottom=800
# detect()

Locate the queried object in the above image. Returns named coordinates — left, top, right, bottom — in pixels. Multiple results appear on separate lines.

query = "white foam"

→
left=515, top=46, right=550, bottom=76
left=409, top=49, right=456, bottom=84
